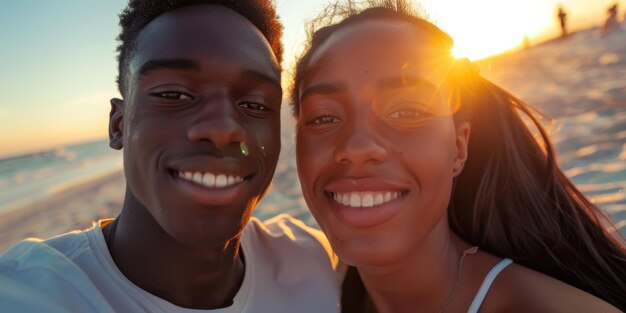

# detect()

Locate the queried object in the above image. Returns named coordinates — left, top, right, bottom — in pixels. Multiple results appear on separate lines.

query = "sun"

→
left=450, top=32, right=526, bottom=60
left=423, top=0, right=549, bottom=60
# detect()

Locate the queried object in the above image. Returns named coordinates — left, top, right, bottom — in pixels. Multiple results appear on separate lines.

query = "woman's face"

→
left=296, top=20, right=470, bottom=266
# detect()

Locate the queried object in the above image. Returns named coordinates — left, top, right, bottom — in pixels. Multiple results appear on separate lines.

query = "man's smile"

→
left=174, top=170, right=245, bottom=189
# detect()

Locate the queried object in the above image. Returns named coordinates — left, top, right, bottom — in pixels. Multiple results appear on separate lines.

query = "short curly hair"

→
left=116, top=0, right=284, bottom=96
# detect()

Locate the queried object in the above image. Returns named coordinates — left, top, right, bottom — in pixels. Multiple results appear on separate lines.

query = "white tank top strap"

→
left=467, top=258, right=513, bottom=313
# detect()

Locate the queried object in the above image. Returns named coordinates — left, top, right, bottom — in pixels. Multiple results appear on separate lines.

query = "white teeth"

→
left=350, top=193, right=361, bottom=207
left=192, top=172, right=203, bottom=184
left=331, top=191, right=403, bottom=208
left=176, top=171, right=243, bottom=188
left=374, top=193, right=384, bottom=205
left=202, top=173, right=215, bottom=186
left=341, top=193, right=350, bottom=206
left=215, top=174, right=227, bottom=187
left=362, top=193, right=374, bottom=207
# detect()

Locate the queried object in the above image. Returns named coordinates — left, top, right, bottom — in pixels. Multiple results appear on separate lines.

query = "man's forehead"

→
left=128, top=5, right=279, bottom=80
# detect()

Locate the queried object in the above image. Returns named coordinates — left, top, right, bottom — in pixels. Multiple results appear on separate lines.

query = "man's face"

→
left=109, top=5, right=281, bottom=246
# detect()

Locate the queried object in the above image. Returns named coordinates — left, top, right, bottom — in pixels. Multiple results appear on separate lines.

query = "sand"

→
left=0, top=171, right=125, bottom=253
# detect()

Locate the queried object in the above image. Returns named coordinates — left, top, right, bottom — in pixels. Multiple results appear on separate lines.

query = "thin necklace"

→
left=437, top=246, right=479, bottom=313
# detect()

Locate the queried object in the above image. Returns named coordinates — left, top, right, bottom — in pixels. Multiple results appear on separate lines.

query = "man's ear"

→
left=109, top=98, right=124, bottom=150
left=453, top=121, right=471, bottom=177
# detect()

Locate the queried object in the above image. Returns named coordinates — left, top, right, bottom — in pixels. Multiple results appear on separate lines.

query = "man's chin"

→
left=163, top=212, right=252, bottom=247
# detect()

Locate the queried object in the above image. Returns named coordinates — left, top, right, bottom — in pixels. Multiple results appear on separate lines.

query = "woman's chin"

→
left=334, top=242, right=408, bottom=268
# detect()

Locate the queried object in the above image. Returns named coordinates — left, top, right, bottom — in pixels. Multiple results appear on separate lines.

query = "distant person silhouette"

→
left=558, top=6, right=568, bottom=37
left=602, top=4, right=621, bottom=36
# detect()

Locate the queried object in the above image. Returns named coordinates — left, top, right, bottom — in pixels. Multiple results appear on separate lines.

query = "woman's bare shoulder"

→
left=480, top=261, right=620, bottom=312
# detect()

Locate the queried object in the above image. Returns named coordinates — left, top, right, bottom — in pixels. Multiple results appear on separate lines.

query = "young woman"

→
left=291, top=1, right=626, bottom=312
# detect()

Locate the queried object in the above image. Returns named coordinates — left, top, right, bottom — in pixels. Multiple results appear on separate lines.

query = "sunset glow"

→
left=422, top=0, right=552, bottom=60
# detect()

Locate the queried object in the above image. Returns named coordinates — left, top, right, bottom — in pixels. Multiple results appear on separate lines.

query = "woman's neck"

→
left=357, top=220, right=470, bottom=313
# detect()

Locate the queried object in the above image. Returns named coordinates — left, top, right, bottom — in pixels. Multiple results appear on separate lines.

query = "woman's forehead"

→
left=303, top=34, right=448, bottom=98
left=309, top=19, right=447, bottom=66
left=305, top=20, right=453, bottom=83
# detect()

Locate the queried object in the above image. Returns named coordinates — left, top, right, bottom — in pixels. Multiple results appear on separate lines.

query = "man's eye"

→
left=310, top=115, right=340, bottom=125
left=152, top=92, right=192, bottom=100
left=239, top=102, right=268, bottom=111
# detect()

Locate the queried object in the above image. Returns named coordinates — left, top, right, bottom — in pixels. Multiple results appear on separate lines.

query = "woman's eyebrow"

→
left=378, top=76, right=437, bottom=91
left=300, top=82, right=346, bottom=101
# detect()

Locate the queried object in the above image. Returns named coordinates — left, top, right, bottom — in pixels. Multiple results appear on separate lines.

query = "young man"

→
left=0, top=1, right=340, bottom=312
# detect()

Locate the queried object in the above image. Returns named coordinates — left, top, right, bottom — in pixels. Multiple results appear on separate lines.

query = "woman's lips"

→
left=324, top=178, right=409, bottom=228
left=327, top=190, right=405, bottom=207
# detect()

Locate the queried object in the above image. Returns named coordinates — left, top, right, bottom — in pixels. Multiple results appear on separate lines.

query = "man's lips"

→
left=165, top=156, right=256, bottom=208
left=167, top=168, right=255, bottom=206
left=167, top=156, right=254, bottom=188
left=173, top=170, right=245, bottom=188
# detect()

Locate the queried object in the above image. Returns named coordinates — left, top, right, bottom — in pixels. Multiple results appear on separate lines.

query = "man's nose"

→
left=186, top=96, right=246, bottom=151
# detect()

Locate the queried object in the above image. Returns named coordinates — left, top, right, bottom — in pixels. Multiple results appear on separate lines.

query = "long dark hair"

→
left=290, top=1, right=626, bottom=311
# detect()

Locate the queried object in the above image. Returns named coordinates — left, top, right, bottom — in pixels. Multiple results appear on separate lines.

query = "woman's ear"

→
left=109, top=98, right=124, bottom=150
left=453, top=121, right=471, bottom=176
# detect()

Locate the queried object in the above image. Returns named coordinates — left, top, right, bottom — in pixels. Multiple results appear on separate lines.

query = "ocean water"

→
left=0, top=139, right=122, bottom=214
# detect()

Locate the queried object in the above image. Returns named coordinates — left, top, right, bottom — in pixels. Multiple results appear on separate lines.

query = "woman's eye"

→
left=152, top=92, right=192, bottom=100
left=239, top=102, right=268, bottom=111
left=309, top=115, right=340, bottom=125
left=388, top=110, right=423, bottom=119
left=389, top=110, right=415, bottom=118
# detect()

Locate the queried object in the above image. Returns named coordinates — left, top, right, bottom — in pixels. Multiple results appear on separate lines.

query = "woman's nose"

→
left=333, top=123, right=388, bottom=165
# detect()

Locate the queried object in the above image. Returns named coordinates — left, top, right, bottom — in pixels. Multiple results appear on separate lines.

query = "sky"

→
left=1, top=0, right=625, bottom=158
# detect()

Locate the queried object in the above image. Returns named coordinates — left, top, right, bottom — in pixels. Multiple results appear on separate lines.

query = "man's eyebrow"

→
left=378, top=76, right=437, bottom=90
left=300, top=82, right=345, bottom=101
left=241, top=69, right=281, bottom=90
left=138, top=59, right=201, bottom=76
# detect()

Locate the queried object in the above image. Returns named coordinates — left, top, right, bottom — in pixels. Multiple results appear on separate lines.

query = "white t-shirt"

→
left=0, top=214, right=341, bottom=313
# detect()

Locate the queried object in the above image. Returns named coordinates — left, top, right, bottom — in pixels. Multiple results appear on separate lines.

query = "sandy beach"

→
left=1, top=26, right=625, bottom=254
left=0, top=171, right=125, bottom=252
left=477, top=27, right=626, bottom=236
